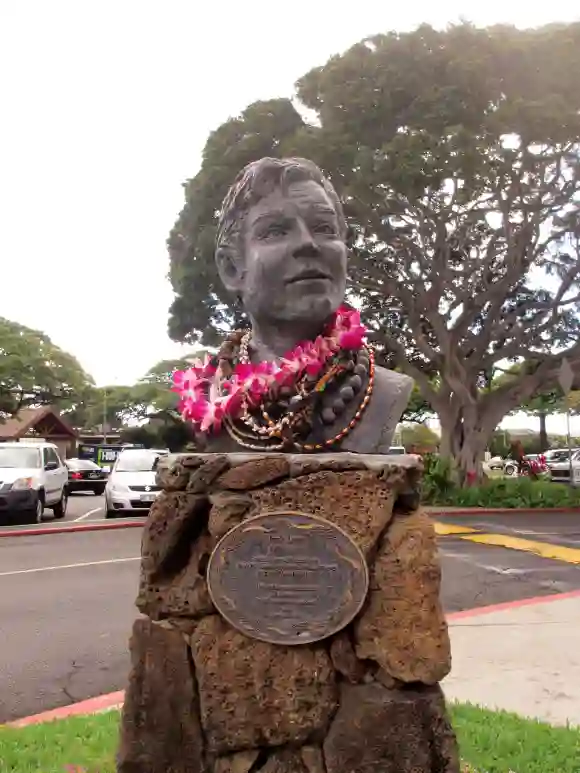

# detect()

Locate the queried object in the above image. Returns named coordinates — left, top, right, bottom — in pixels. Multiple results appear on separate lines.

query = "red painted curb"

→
left=446, top=589, right=580, bottom=620
left=428, top=507, right=580, bottom=516
left=6, top=691, right=125, bottom=727
left=0, top=521, right=145, bottom=538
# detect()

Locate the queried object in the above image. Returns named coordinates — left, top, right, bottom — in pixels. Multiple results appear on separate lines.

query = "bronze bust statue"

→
left=117, top=158, right=458, bottom=773
left=179, top=157, right=413, bottom=454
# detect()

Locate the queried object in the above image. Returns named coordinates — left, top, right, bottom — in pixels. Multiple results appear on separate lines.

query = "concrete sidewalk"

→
left=443, top=591, right=580, bottom=727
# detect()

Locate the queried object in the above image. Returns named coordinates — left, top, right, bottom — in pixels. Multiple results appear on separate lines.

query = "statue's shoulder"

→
left=374, top=364, right=414, bottom=396
left=340, top=365, right=414, bottom=454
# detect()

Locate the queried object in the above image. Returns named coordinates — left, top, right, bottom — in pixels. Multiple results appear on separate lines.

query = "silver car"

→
left=104, top=448, right=168, bottom=518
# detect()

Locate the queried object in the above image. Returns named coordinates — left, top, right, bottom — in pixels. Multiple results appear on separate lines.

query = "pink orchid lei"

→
left=172, top=306, right=367, bottom=434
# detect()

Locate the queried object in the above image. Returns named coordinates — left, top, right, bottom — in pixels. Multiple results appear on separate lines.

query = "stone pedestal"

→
left=117, top=453, right=459, bottom=773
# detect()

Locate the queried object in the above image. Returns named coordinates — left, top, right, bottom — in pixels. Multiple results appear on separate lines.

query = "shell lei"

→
left=172, top=306, right=368, bottom=435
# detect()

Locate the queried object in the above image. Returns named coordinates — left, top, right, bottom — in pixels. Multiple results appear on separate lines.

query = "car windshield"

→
left=66, top=459, right=100, bottom=471
left=0, top=446, right=42, bottom=469
left=115, top=451, right=166, bottom=472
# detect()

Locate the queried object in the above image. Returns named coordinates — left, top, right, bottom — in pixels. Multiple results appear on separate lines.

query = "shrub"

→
left=422, top=475, right=580, bottom=509
left=421, top=453, right=456, bottom=504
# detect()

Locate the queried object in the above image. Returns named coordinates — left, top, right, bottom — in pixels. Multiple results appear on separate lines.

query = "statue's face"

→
left=238, top=180, right=347, bottom=327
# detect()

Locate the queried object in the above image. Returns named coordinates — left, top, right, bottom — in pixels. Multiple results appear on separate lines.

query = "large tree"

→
left=494, top=363, right=570, bottom=452
left=167, top=22, right=580, bottom=479
left=0, top=317, right=93, bottom=420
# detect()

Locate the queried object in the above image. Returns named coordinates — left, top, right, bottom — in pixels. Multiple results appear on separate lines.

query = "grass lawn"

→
left=0, top=702, right=578, bottom=772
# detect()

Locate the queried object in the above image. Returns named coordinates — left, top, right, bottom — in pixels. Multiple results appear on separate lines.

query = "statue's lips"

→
left=286, top=273, right=331, bottom=284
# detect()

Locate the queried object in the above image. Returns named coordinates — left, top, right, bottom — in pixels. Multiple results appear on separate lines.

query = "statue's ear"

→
left=215, top=244, right=245, bottom=294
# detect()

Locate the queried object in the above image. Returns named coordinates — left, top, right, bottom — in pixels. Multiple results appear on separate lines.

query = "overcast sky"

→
left=2, top=1, right=579, bottom=433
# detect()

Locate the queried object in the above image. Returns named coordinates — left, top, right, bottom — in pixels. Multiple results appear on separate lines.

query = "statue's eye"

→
left=259, top=222, right=289, bottom=239
left=312, top=221, right=337, bottom=235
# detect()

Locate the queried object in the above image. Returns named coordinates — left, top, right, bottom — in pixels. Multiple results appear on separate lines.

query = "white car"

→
left=104, top=448, right=168, bottom=518
left=549, top=449, right=580, bottom=483
left=0, top=441, right=69, bottom=525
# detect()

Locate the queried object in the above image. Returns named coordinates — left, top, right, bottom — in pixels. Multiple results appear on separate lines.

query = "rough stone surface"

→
left=300, top=746, right=326, bottom=773
left=155, top=456, right=193, bottom=491
left=119, top=453, right=458, bottom=773
left=354, top=509, right=451, bottom=684
left=249, top=470, right=396, bottom=557
left=137, top=491, right=214, bottom=620
left=258, top=749, right=310, bottom=773
left=137, top=532, right=215, bottom=620
left=187, top=455, right=230, bottom=493
left=323, top=683, right=459, bottom=773
left=213, top=750, right=259, bottom=773
left=190, top=614, right=338, bottom=755
left=139, top=491, right=209, bottom=573
left=117, top=618, right=204, bottom=773
left=208, top=492, right=255, bottom=539
left=329, top=631, right=367, bottom=684
left=216, top=455, right=291, bottom=490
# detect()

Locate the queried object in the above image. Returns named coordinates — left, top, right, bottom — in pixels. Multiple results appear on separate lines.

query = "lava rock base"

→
left=117, top=452, right=459, bottom=773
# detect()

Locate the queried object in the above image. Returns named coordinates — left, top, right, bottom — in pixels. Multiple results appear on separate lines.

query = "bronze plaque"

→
left=206, top=510, right=369, bottom=646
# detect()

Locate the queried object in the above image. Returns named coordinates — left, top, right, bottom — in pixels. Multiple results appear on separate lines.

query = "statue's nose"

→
left=293, top=222, right=321, bottom=258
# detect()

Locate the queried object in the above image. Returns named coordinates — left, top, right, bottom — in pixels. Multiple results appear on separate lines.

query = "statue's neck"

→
left=248, top=319, right=325, bottom=362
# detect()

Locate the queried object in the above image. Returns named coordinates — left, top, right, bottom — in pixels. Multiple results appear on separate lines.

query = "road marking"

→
left=457, top=533, right=580, bottom=565
left=73, top=506, right=103, bottom=522
left=434, top=521, right=580, bottom=564
left=0, top=557, right=140, bottom=577
left=433, top=522, right=478, bottom=536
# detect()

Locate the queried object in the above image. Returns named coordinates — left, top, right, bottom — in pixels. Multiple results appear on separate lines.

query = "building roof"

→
left=0, top=406, right=77, bottom=440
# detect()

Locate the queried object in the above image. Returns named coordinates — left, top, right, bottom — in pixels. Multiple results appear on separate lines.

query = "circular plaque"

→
left=206, top=510, right=369, bottom=646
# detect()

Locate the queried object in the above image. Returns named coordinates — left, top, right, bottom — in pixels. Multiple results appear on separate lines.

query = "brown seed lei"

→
left=213, top=329, right=375, bottom=452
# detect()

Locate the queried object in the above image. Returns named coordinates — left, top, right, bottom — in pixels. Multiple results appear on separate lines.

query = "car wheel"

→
left=52, top=488, right=68, bottom=519
left=21, top=494, right=44, bottom=525
left=93, top=485, right=106, bottom=496
left=504, top=464, right=516, bottom=476
left=105, top=509, right=117, bottom=519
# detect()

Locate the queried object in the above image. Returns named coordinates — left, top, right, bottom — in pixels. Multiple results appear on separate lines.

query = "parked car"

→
left=0, top=441, right=68, bottom=525
left=493, top=457, right=519, bottom=476
left=65, top=458, right=108, bottom=496
left=549, top=449, right=580, bottom=483
left=104, top=447, right=169, bottom=518
left=388, top=446, right=406, bottom=455
left=487, top=456, right=507, bottom=471
left=544, top=448, right=579, bottom=467
left=488, top=455, right=540, bottom=476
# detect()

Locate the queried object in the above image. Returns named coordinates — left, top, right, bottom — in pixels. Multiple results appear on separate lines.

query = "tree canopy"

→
left=167, top=22, right=580, bottom=478
left=66, top=356, right=198, bottom=432
left=0, top=317, right=93, bottom=420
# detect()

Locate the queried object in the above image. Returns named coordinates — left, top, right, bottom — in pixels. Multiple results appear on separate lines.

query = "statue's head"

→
left=215, top=157, right=348, bottom=330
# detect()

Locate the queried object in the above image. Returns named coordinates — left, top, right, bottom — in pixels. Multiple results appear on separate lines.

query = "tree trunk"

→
left=438, top=406, right=495, bottom=485
left=538, top=411, right=548, bottom=452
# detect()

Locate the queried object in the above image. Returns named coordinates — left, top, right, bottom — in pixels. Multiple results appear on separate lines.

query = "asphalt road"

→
left=0, top=490, right=146, bottom=533
left=1, top=503, right=579, bottom=722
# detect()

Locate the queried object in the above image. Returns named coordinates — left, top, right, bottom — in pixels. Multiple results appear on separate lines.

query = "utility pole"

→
left=103, top=388, right=108, bottom=445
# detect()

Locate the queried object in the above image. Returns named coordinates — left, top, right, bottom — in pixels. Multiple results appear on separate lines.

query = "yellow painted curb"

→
left=433, top=522, right=478, bottom=536
left=459, top=533, right=580, bottom=565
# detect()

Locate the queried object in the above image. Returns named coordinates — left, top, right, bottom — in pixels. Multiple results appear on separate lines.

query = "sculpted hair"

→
left=215, top=157, right=347, bottom=259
